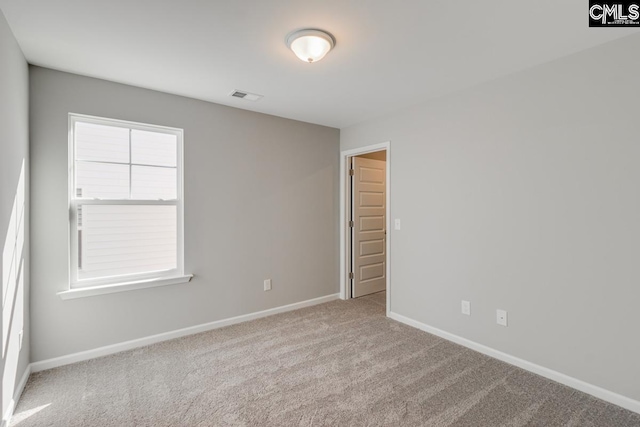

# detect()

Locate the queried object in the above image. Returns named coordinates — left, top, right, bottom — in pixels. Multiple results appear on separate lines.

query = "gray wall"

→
left=30, top=67, right=340, bottom=362
left=0, top=9, right=30, bottom=419
left=341, top=34, right=640, bottom=402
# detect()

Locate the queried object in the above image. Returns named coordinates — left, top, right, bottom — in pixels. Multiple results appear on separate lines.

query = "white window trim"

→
left=58, top=274, right=193, bottom=300
left=64, top=113, right=187, bottom=297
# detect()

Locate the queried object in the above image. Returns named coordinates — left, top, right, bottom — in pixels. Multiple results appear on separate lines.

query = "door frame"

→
left=339, top=141, right=391, bottom=316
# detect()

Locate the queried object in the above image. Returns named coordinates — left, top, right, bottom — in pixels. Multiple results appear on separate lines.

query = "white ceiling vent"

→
left=229, top=90, right=263, bottom=102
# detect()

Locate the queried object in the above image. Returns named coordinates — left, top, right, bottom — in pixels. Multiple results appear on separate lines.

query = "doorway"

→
left=340, top=142, right=390, bottom=314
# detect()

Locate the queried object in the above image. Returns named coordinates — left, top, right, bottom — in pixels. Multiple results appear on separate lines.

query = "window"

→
left=67, top=114, right=186, bottom=293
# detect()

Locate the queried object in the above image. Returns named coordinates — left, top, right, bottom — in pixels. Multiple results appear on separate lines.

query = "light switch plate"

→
left=264, top=279, right=272, bottom=291
left=394, top=219, right=401, bottom=230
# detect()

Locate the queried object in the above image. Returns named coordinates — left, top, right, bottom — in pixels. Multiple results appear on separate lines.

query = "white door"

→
left=351, top=156, right=386, bottom=298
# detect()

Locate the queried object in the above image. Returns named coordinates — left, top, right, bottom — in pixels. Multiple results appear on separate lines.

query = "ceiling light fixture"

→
left=286, top=29, right=335, bottom=63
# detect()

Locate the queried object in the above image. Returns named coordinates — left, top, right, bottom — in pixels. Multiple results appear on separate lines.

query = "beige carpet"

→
left=11, top=292, right=640, bottom=426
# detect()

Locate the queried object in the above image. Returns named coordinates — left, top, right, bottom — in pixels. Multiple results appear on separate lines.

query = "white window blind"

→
left=78, top=205, right=177, bottom=280
left=69, top=114, right=184, bottom=288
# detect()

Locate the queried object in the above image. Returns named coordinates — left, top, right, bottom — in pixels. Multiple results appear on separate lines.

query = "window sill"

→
left=58, top=274, right=194, bottom=300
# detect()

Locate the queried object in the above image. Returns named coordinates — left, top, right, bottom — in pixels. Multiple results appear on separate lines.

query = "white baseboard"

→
left=32, top=293, right=339, bottom=373
left=1, top=364, right=32, bottom=427
left=388, top=311, right=640, bottom=415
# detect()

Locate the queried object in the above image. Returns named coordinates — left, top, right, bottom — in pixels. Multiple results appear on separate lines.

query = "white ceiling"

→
left=0, top=0, right=636, bottom=128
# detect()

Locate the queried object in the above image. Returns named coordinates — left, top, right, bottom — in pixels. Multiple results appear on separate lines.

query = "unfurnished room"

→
left=1, top=1, right=639, bottom=426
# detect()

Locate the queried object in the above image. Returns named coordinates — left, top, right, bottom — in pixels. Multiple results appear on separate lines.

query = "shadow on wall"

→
left=2, top=159, right=27, bottom=419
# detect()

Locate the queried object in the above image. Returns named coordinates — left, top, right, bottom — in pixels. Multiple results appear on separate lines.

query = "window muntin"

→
left=69, top=114, right=183, bottom=288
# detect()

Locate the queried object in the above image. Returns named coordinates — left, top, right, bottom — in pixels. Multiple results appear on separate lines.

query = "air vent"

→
left=229, top=90, right=263, bottom=102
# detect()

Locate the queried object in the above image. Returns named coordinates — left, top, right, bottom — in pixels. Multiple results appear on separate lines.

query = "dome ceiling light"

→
left=286, top=29, right=336, bottom=63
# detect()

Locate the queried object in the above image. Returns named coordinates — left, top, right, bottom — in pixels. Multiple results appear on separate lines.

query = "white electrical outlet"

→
left=461, top=300, right=471, bottom=316
left=18, top=330, right=23, bottom=350
left=264, top=279, right=272, bottom=291
left=496, top=309, right=508, bottom=326
left=394, top=219, right=401, bottom=230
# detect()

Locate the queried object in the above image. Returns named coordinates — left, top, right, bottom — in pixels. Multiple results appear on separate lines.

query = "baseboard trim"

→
left=32, top=293, right=340, bottom=373
left=1, top=364, right=32, bottom=427
left=388, top=311, right=640, bottom=415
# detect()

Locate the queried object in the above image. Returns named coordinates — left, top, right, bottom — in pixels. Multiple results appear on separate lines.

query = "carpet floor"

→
left=11, top=292, right=640, bottom=426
